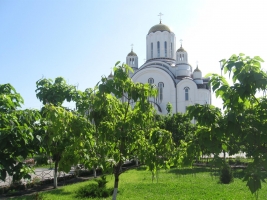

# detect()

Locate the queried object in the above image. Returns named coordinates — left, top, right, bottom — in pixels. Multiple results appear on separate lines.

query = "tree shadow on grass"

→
left=135, top=166, right=147, bottom=171
left=232, top=169, right=267, bottom=180
left=42, top=188, right=72, bottom=196
left=10, top=189, right=73, bottom=200
left=168, top=167, right=267, bottom=181
left=168, top=167, right=212, bottom=175
left=232, top=169, right=246, bottom=180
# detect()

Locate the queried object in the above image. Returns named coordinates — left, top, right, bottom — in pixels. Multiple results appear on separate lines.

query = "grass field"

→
left=11, top=167, right=267, bottom=200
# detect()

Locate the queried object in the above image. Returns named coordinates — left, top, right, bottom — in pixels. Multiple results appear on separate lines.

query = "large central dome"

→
left=148, top=23, right=171, bottom=34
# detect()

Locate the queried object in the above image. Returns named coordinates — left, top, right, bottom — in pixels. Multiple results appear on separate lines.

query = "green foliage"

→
left=75, top=176, right=112, bottom=198
left=185, top=104, right=226, bottom=165
left=166, top=102, right=172, bottom=115
left=35, top=77, right=76, bottom=106
left=141, top=128, right=175, bottom=182
left=34, top=155, right=48, bottom=166
left=220, top=163, right=234, bottom=184
left=0, top=83, right=41, bottom=182
left=158, top=112, right=194, bottom=146
left=95, top=175, right=108, bottom=188
left=79, top=62, right=175, bottom=199
left=188, top=53, right=267, bottom=195
left=35, top=77, right=94, bottom=188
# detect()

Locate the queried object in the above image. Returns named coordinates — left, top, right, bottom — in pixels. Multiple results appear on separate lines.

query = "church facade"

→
left=114, top=20, right=211, bottom=115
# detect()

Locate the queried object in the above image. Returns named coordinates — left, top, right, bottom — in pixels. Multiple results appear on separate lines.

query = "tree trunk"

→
left=135, top=157, right=138, bottom=166
left=93, top=167, right=97, bottom=178
left=112, top=165, right=121, bottom=200
left=54, top=160, right=58, bottom=188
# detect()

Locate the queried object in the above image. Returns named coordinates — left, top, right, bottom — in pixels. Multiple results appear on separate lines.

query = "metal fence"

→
left=0, top=167, right=76, bottom=187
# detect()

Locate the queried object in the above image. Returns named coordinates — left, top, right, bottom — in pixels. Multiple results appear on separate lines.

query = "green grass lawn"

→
left=11, top=167, right=267, bottom=200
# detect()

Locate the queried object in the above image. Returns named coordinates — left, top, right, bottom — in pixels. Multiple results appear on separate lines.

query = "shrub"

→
left=95, top=175, right=108, bottom=187
left=75, top=176, right=113, bottom=198
left=220, top=163, right=234, bottom=184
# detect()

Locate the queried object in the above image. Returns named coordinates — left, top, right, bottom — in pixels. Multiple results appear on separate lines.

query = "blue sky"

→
left=1, top=0, right=266, bottom=109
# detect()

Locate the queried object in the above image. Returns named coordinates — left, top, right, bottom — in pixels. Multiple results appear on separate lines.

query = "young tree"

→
left=74, top=87, right=104, bottom=178
left=88, top=62, right=175, bottom=200
left=186, top=104, right=227, bottom=164
left=217, top=54, right=267, bottom=197
left=158, top=110, right=194, bottom=147
left=187, top=54, right=267, bottom=196
left=141, top=128, right=175, bottom=182
left=0, top=83, right=41, bottom=182
left=36, top=77, right=93, bottom=188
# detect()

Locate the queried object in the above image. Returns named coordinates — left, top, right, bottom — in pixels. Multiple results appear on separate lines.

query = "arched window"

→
left=158, top=82, right=164, bottom=102
left=151, top=43, right=153, bottom=58
left=148, top=78, right=154, bottom=84
left=171, top=43, right=173, bottom=58
left=132, top=58, right=134, bottom=65
left=184, top=87, right=189, bottom=101
left=157, top=41, right=160, bottom=57
left=164, top=41, right=167, bottom=57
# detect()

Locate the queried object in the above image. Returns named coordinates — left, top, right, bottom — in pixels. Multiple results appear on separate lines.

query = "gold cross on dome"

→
left=180, top=39, right=183, bottom=47
left=131, top=44, right=133, bottom=51
left=158, top=12, right=163, bottom=23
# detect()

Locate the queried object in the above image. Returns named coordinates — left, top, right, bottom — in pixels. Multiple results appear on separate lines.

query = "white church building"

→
left=110, top=19, right=211, bottom=115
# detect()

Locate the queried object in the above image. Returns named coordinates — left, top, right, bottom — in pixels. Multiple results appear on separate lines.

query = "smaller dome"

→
left=108, top=72, right=113, bottom=78
left=194, top=66, right=201, bottom=72
left=177, top=45, right=187, bottom=52
left=148, top=23, right=171, bottom=34
left=127, top=50, right=137, bottom=56
left=193, top=65, right=202, bottom=80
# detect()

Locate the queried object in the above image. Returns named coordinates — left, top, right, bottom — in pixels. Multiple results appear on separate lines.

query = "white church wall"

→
left=132, top=67, right=176, bottom=114
left=176, top=80, right=198, bottom=113
left=196, top=89, right=211, bottom=105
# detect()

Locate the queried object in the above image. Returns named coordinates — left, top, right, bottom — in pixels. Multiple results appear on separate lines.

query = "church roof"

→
left=194, top=66, right=201, bottom=72
left=148, top=22, right=171, bottom=34
left=177, top=45, right=187, bottom=52
left=108, top=72, right=113, bottom=78
left=127, top=50, right=137, bottom=56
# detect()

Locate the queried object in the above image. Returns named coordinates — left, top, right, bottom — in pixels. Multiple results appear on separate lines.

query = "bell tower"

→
left=126, top=44, right=138, bottom=69
left=176, top=40, right=188, bottom=64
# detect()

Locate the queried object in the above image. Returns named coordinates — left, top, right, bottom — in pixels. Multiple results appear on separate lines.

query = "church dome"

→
left=148, top=23, right=171, bottom=34
left=193, top=66, right=202, bottom=80
left=108, top=72, right=113, bottom=79
left=127, top=50, right=137, bottom=56
left=194, top=66, right=201, bottom=72
left=177, top=46, right=187, bottom=52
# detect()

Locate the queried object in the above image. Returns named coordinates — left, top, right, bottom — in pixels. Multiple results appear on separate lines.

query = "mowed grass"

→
left=11, top=167, right=267, bottom=200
